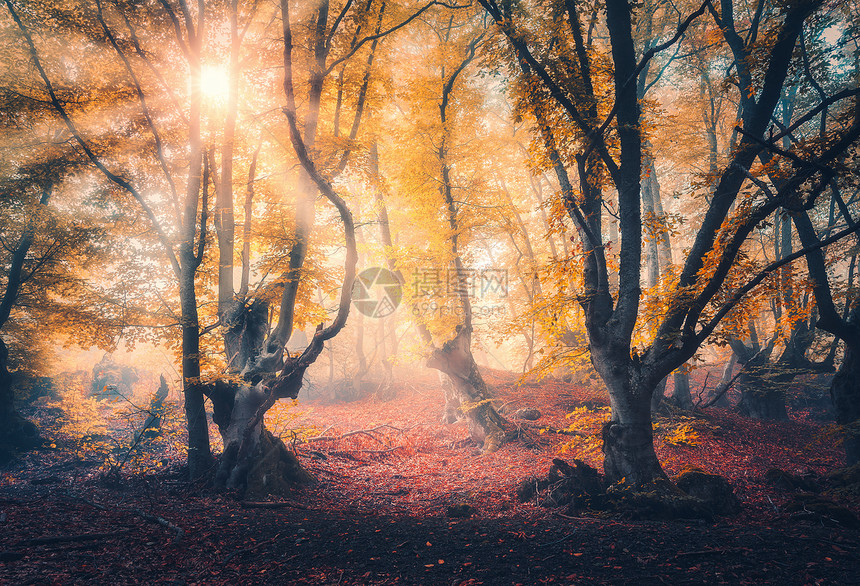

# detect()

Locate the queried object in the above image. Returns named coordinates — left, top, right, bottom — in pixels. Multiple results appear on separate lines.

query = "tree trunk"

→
left=735, top=359, right=789, bottom=421
left=650, top=377, right=667, bottom=413
left=709, top=353, right=737, bottom=408
left=427, top=326, right=507, bottom=453
left=211, top=377, right=313, bottom=492
left=832, top=338, right=860, bottom=466
left=180, top=272, right=212, bottom=479
left=672, top=369, right=693, bottom=409
left=730, top=336, right=788, bottom=421
left=0, top=338, right=39, bottom=461
left=602, top=375, right=666, bottom=486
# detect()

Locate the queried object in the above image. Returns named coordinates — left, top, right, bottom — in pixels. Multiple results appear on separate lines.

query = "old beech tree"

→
left=481, top=0, right=860, bottom=484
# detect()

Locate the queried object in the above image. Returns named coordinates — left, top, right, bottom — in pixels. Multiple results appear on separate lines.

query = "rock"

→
left=827, top=463, right=860, bottom=499
left=513, top=408, right=541, bottom=420
left=785, top=494, right=859, bottom=528
left=675, top=469, right=741, bottom=515
left=447, top=504, right=475, bottom=518
left=608, top=478, right=714, bottom=521
left=516, top=476, right=544, bottom=502
left=765, top=468, right=819, bottom=492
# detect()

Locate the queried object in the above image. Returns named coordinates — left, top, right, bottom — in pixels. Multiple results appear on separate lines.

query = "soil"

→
left=1, top=368, right=858, bottom=585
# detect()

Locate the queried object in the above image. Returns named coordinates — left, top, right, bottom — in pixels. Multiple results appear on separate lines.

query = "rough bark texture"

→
left=180, top=275, right=213, bottom=478
left=601, top=374, right=667, bottom=486
left=223, top=299, right=269, bottom=375
left=832, top=339, right=860, bottom=466
left=427, top=327, right=507, bottom=453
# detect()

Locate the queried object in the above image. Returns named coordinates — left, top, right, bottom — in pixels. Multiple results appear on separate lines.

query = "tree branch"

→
left=4, top=0, right=181, bottom=279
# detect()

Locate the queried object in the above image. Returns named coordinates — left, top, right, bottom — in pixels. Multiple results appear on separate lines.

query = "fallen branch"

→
left=301, top=424, right=416, bottom=444
left=552, top=511, right=594, bottom=521
left=221, top=532, right=282, bottom=567
left=675, top=547, right=748, bottom=558
left=61, top=491, right=107, bottom=511
left=541, top=427, right=586, bottom=437
left=355, top=446, right=404, bottom=454
left=696, top=353, right=760, bottom=409
left=23, top=530, right=130, bottom=546
left=240, top=500, right=308, bottom=510
left=133, top=508, right=184, bottom=540
left=537, top=530, right=578, bottom=548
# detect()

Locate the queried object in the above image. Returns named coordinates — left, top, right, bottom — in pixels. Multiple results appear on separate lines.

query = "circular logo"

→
left=352, top=267, right=402, bottom=318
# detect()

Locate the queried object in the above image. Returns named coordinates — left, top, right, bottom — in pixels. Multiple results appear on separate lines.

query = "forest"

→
left=1, top=0, right=859, bottom=583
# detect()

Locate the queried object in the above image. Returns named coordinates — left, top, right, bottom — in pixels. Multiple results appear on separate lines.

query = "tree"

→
left=4, top=0, right=222, bottom=477
left=0, top=29, right=112, bottom=457
left=480, top=0, right=860, bottom=485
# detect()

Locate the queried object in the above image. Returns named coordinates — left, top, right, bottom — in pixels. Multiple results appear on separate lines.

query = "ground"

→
left=1, top=369, right=858, bottom=584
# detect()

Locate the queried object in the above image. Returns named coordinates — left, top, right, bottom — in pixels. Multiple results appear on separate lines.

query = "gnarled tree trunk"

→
left=601, top=370, right=667, bottom=486
left=427, top=326, right=507, bottom=453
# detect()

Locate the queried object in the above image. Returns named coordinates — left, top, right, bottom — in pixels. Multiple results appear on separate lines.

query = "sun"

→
left=200, top=64, right=231, bottom=104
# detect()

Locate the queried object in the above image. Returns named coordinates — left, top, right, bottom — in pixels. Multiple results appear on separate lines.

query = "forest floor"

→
left=1, top=368, right=859, bottom=585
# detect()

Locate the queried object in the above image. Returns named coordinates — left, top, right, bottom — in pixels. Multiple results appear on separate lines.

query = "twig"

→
left=22, top=531, right=130, bottom=546
left=540, top=427, right=587, bottom=437
left=240, top=501, right=308, bottom=510
left=537, top=530, right=578, bottom=548
left=133, top=508, right=184, bottom=540
left=766, top=495, right=779, bottom=514
left=356, top=446, right=404, bottom=454
left=675, top=547, right=747, bottom=558
left=221, top=532, right=282, bottom=567
left=61, top=492, right=107, bottom=511
left=301, top=424, right=411, bottom=444
left=552, top=511, right=593, bottom=521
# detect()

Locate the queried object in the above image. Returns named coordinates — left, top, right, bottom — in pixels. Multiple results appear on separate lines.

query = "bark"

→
left=730, top=338, right=788, bottom=421
left=426, top=31, right=507, bottom=452
left=180, top=265, right=213, bottom=477
left=215, top=0, right=240, bottom=319
left=832, top=335, right=860, bottom=466
left=793, top=204, right=860, bottom=465
left=601, top=369, right=666, bottom=485
left=239, top=140, right=261, bottom=298
left=369, top=143, right=399, bottom=400
left=0, top=338, right=39, bottom=460
left=427, top=326, right=507, bottom=453
left=672, top=370, right=693, bottom=409
left=0, top=185, right=52, bottom=457
left=650, top=377, right=667, bottom=413
left=180, top=24, right=212, bottom=479
left=480, top=0, right=830, bottom=487
left=208, top=0, right=359, bottom=493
